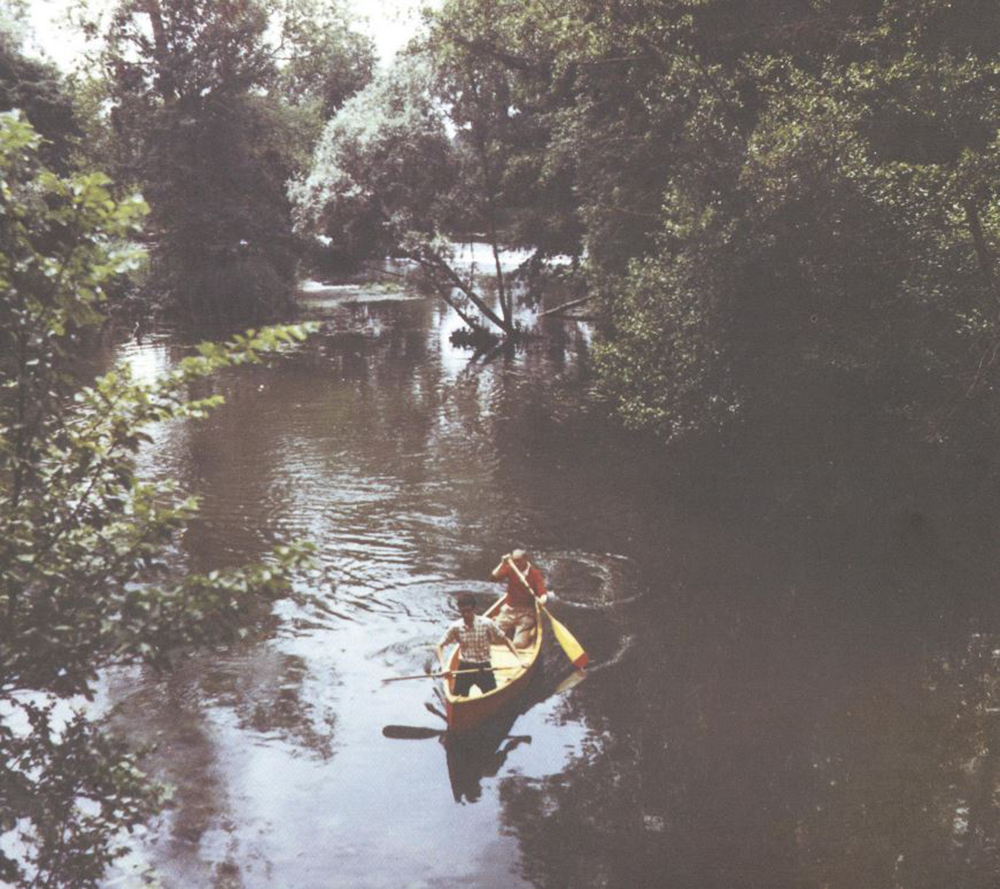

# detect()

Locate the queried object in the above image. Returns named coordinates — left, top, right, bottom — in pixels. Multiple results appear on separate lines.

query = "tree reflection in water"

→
left=494, top=623, right=1000, bottom=889
left=105, top=643, right=341, bottom=884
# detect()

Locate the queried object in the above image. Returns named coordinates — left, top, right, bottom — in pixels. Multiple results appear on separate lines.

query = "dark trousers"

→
left=454, top=660, right=496, bottom=696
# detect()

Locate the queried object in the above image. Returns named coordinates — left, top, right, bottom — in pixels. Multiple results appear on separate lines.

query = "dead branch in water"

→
left=538, top=294, right=594, bottom=318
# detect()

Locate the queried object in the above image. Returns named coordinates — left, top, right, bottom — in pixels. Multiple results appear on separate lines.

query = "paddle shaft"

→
left=382, top=665, right=519, bottom=683
left=504, top=556, right=538, bottom=600
left=505, top=557, right=589, bottom=669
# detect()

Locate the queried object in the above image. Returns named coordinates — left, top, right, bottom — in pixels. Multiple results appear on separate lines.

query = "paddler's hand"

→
left=538, top=593, right=548, bottom=605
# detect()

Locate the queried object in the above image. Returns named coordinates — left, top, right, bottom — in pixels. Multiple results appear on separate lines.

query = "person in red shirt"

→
left=492, top=549, right=548, bottom=648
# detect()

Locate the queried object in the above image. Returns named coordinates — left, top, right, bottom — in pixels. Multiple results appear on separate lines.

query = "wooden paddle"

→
left=506, top=557, right=589, bottom=670
left=382, top=665, right=519, bottom=683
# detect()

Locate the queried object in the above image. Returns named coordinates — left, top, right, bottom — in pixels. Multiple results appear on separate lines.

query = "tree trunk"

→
left=413, top=246, right=514, bottom=335
left=141, top=0, right=176, bottom=102
left=965, top=198, right=1000, bottom=308
left=489, top=223, right=510, bottom=329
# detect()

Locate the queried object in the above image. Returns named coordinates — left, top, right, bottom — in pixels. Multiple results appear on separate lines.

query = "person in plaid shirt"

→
left=436, top=592, right=524, bottom=696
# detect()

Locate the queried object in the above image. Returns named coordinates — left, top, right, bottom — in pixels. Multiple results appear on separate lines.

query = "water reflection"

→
left=94, top=263, right=1000, bottom=888
left=383, top=661, right=584, bottom=807
left=116, top=338, right=173, bottom=383
left=99, top=273, right=607, bottom=886
left=446, top=726, right=534, bottom=805
left=200, top=650, right=338, bottom=760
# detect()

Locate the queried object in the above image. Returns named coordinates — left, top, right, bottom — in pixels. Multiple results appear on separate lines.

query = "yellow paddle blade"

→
left=543, top=607, right=588, bottom=669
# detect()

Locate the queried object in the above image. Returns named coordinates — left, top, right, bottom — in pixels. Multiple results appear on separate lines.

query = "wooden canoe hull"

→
left=442, top=595, right=542, bottom=734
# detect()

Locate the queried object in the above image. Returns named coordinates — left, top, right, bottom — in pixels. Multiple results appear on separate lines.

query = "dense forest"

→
left=296, top=0, right=1000, bottom=447
left=3, top=0, right=1000, bottom=884
left=418, top=0, right=1000, bottom=448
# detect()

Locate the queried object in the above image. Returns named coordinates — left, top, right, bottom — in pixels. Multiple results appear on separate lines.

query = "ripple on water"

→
left=271, top=571, right=501, bottom=654
left=543, top=551, right=645, bottom=609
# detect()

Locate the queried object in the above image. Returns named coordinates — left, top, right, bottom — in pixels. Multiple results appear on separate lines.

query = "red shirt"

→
left=495, top=560, right=546, bottom=608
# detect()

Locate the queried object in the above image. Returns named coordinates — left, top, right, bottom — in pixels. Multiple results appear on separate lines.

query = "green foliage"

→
left=293, top=56, right=457, bottom=260
left=99, top=0, right=287, bottom=323
left=424, top=0, right=1000, bottom=442
left=0, top=27, right=80, bottom=173
left=97, top=0, right=373, bottom=324
left=273, top=0, right=376, bottom=119
left=1, top=704, right=160, bottom=888
left=0, top=113, right=317, bottom=886
left=294, top=55, right=522, bottom=335
left=424, top=0, right=584, bottom=258
left=592, top=254, right=737, bottom=440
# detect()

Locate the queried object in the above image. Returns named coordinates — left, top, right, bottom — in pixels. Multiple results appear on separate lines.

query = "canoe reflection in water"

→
left=384, top=663, right=588, bottom=804
left=382, top=684, right=537, bottom=803
left=444, top=719, right=532, bottom=804
left=440, top=650, right=549, bottom=803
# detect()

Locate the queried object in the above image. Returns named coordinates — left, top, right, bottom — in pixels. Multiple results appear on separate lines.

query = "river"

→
left=97, top=254, right=1000, bottom=888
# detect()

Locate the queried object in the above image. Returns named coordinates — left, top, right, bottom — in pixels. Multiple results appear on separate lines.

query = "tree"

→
left=422, top=0, right=1000, bottom=443
left=0, top=112, right=315, bottom=887
left=273, top=0, right=376, bottom=120
left=0, top=20, right=80, bottom=173
left=98, top=0, right=374, bottom=324
left=423, top=0, right=584, bottom=262
left=423, top=0, right=584, bottom=329
left=293, top=56, right=520, bottom=339
left=587, top=0, right=1000, bottom=440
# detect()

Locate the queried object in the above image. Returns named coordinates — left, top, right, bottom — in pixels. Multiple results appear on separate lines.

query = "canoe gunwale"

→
left=442, top=594, right=542, bottom=733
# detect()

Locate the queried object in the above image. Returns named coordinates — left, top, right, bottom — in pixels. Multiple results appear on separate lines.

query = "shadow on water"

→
left=382, top=711, right=535, bottom=805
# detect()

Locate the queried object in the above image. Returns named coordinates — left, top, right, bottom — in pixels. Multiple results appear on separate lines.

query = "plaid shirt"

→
left=442, top=614, right=505, bottom=663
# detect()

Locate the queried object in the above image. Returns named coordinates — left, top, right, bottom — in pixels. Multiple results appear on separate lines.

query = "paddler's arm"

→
left=491, top=554, right=511, bottom=579
left=505, top=556, right=548, bottom=604
left=524, top=563, right=549, bottom=604
left=435, top=630, right=455, bottom=674
left=533, top=576, right=548, bottom=606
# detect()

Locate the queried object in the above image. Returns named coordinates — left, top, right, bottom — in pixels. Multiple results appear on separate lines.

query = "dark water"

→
left=99, top=259, right=1000, bottom=888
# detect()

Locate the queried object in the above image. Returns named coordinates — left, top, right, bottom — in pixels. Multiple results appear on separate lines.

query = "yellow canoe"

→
left=442, top=594, right=542, bottom=734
